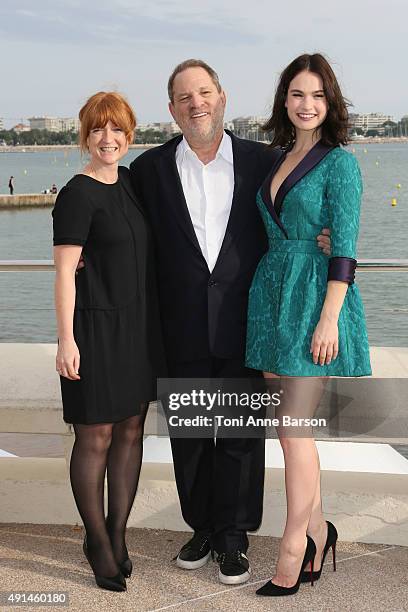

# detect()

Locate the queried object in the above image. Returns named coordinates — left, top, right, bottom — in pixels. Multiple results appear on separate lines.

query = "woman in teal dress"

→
left=246, top=54, right=371, bottom=597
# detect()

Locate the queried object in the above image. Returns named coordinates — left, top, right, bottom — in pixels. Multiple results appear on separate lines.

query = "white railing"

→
left=1, top=259, right=408, bottom=272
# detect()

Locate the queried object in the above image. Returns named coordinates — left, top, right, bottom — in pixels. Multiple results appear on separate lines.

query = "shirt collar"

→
left=176, top=131, right=233, bottom=165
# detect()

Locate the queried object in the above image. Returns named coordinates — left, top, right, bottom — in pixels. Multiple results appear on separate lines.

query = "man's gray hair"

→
left=167, top=59, right=222, bottom=103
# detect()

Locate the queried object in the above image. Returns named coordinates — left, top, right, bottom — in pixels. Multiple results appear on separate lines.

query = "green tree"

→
left=0, top=129, right=79, bottom=146
left=134, top=129, right=170, bottom=144
left=365, top=129, right=381, bottom=137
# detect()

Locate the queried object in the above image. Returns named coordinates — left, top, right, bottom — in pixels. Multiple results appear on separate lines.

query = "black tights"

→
left=70, top=404, right=148, bottom=576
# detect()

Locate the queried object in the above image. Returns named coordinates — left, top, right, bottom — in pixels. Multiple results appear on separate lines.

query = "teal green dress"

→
left=245, top=142, right=371, bottom=377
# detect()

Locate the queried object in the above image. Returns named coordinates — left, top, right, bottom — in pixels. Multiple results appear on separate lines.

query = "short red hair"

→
left=79, top=91, right=136, bottom=152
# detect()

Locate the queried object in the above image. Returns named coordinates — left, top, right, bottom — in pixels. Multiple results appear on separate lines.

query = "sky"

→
left=1, top=0, right=407, bottom=127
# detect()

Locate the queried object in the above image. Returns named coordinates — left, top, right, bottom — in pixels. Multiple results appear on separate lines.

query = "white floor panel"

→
left=0, top=449, right=17, bottom=457
left=143, top=436, right=408, bottom=474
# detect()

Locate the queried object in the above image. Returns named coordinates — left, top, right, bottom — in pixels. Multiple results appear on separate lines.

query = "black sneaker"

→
left=175, top=532, right=212, bottom=570
left=217, top=550, right=251, bottom=585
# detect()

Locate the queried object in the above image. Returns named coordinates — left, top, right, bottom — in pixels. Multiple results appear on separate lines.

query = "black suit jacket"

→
left=129, top=131, right=279, bottom=364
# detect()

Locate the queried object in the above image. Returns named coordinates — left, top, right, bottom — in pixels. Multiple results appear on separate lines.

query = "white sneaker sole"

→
left=218, top=568, right=251, bottom=585
left=176, top=551, right=212, bottom=570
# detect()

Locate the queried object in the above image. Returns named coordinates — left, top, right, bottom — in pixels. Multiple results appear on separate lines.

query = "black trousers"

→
left=167, top=357, right=265, bottom=553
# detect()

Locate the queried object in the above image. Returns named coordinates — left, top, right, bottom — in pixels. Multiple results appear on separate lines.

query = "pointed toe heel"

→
left=256, top=535, right=316, bottom=597
left=83, top=535, right=127, bottom=592
left=94, top=573, right=127, bottom=592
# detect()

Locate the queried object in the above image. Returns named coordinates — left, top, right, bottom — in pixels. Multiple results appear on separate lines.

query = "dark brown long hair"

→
left=264, top=53, right=350, bottom=148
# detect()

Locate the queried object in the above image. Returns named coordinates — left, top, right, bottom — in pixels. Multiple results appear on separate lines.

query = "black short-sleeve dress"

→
left=52, top=166, right=166, bottom=424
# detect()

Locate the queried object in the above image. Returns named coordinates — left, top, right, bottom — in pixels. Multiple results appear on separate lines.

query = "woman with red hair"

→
left=53, top=92, right=165, bottom=592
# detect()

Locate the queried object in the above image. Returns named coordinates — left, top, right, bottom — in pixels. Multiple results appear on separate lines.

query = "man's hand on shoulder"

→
left=317, top=228, right=331, bottom=256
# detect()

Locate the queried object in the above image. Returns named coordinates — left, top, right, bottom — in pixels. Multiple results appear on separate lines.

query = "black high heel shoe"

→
left=119, top=557, right=133, bottom=578
left=105, top=518, right=133, bottom=578
left=256, top=535, right=316, bottom=597
left=83, top=536, right=127, bottom=592
left=301, top=521, right=338, bottom=583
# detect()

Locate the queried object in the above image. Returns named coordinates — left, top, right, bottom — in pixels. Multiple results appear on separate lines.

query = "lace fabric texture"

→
left=245, top=148, right=372, bottom=377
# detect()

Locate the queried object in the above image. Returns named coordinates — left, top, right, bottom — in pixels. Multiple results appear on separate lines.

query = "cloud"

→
left=15, top=8, right=36, bottom=17
left=1, top=0, right=407, bottom=121
left=0, top=1, right=262, bottom=47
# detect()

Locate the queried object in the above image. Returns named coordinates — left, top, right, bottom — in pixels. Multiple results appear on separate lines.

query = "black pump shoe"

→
left=83, top=536, right=126, bottom=592
left=105, top=518, right=133, bottom=578
left=256, top=535, right=316, bottom=597
left=119, top=557, right=133, bottom=578
left=301, top=521, right=338, bottom=583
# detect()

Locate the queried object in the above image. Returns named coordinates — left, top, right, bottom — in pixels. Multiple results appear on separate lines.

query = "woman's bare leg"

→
left=263, top=373, right=325, bottom=586
left=305, top=463, right=327, bottom=571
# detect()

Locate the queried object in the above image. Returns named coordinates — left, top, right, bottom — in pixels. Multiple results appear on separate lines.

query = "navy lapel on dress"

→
left=261, top=141, right=337, bottom=239
left=274, top=141, right=337, bottom=216
left=154, top=139, right=204, bottom=259
left=260, top=149, right=288, bottom=238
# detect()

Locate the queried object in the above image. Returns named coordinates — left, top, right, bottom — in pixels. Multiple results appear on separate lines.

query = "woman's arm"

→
left=311, top=151, right=363, bottom=366
left=52, top=184, right=93, bottom=378
left=310, top=280, right=347, bottom=365
left=54, top=245, right=83, bottom=380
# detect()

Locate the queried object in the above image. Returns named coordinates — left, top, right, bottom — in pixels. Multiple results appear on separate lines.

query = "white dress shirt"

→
left=175, top=131, right=234, bottom=272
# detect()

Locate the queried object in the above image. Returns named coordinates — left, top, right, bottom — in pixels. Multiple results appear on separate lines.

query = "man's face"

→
left=169, top=67, right=226, bottom=145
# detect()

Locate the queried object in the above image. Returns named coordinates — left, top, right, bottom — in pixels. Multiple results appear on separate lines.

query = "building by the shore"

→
left=28, top=116, right=80, bottom=133
left=350, top=112, right=394, bottom=135
left=230, top=116, right=268, bottom=140
left=137, top=121, right=180, bottom=136
left=12, top=123, right=31, bottom=134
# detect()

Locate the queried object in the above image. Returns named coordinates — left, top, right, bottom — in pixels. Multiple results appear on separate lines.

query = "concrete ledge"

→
left=1, top=454, right=407, bottom=545
left=0, top=194, right=56, bottom=208
left=0, top=400, right=158, bottom=440
left=262, top=469, right=408, bottom=546
left=0, top=344, right=407, bottom=439
left=0, top=400, right=69, bottom=435
left=0, top=343, right=159, bottom=436
left=1, top=344, right=408, bottom=545
left=1, top=345, right=407, bottom=401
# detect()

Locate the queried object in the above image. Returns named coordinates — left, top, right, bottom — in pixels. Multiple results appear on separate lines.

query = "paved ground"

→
left=0, top=525, right=407, bottom=612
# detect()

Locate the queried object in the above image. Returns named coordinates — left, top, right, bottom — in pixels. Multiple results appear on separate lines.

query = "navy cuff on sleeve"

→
left=328, top=257, right=357, bottom=285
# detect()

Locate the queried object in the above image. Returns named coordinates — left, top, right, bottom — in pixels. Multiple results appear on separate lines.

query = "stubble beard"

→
left=182, top=100, right=225, bottom=146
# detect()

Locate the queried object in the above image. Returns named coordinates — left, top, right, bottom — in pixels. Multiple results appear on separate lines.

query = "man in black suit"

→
left=129, top=59, right=330, bottom=584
